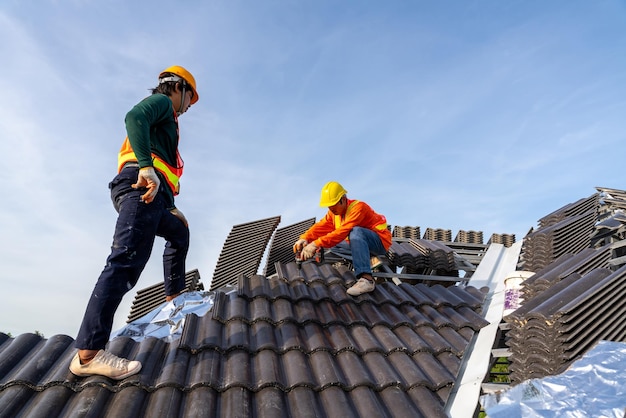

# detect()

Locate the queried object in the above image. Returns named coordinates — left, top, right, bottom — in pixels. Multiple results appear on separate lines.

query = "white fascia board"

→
left=445, top=241, right=523, bottom=418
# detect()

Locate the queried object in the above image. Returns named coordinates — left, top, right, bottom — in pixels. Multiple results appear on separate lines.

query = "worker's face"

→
left=328, top=196, right=347, bottom=216
left=174, top=85, right=194, bottom=115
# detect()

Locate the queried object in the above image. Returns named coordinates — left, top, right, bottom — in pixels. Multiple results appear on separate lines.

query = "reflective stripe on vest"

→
left=333, top=200, right=388, bottom=240
left=117, top=137, right=184, bottom=195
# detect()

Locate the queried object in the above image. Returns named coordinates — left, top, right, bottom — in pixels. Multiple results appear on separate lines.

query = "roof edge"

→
left=446, top=241, right=523, bottom=417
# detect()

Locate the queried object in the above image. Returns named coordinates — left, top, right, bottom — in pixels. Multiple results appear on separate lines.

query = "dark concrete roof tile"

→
left=187, top=349, right=222, bottom=387
left=270, top=298, right=297, bottom=324
left=301, top=323, right=328, bottom=352
left=441, top=305, right=489, bottom=330
left=436, top=327, right=474, bottom=356
left=407, top=385, right=449, bottom=417
left=223, top=349, right=251, bottom=389
left=362, top=351, right=403, bottom=388
left=379, top=386, right=430, bottom=418
left=293, top=299, right=318, bottom=323
left=412, top=351, right=456, bottom=389
left=393, top=325, right=431, bottom=353
left=414, top=326, right=453, bottom=354
left=436, top=351, right=462, bottom=378
left=349, top=324, right=386, bottom=353
left=418, top=305, right=451, bottom=329
left=0, top=256, right=490, bottom=416
left=283, top=349, right=315, bottom=388
left=318, top=386, right=356, bottom=416
left=387, top=351, right=431, bottom=387
left=286, top=386, right=323, bottom=417
left=370, top=325, right=407, bottom=353
left=277, top=322, right=304, bottom=352
left=310, top=350, right=344, bottom=388
left=398, top=304, right=434, bottom=328
left=348, top=386, right=394, bottom=417
left=335, top=350, right=373, bottom=387
left=325, top=324, right=357, bottom=353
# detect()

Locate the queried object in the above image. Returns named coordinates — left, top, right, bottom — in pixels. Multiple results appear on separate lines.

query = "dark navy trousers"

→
left=75, top=167, right=189, bottom=350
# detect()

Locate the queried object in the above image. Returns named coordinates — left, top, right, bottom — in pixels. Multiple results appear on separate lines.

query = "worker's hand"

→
left=170, top=208, right=188, bottom=228
left=293, top=239, right=309, bottom=253
left=132, top=167, right=160, bottom=203
left=301, top=242, right=318, bottom=260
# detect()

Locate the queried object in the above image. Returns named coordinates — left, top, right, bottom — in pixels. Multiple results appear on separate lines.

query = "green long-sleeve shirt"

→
left=124, top=93, right=180, bottom=208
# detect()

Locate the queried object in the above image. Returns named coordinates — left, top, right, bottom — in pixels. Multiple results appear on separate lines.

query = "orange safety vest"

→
left=117, top=137, right=184, bottom=195
left=333, top=200, right=389, bottom=240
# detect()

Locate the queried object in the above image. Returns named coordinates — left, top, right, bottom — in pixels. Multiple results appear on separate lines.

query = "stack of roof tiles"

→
left=501, top=188, right=626, bottom=384
left=210, top=216, right=281, bottom=291
left=487, top=233, right=516, bottom=247
left=591, top=187, right=626, bottom=247
left=263, top=218, right=316, bottom=277
left=537, top=193, right=599, bottom=228
left=423, top=228, right=453, bottom=242
left=392, top=225, right=421, bottom=240
left=454, top=230, right=483, bottom=244
left=127, top=269, right=203, bottom=323
left=519, top=246, right=613, bottom=300
left=597, top=187, right=626, bottom=211
left=387, top=239, right=458, bottom=276
left=518, top=194, right=599, bottom=272
left=0, top=262, right=489, bottom=417
left=504, top=263, right=626, bottom=383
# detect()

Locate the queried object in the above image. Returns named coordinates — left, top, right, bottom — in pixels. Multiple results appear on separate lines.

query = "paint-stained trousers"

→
left=75, top=166, right=189, bottom=350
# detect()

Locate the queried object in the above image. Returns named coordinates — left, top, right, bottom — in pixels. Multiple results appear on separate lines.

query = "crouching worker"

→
left=293, top=181, right=392, bottom=296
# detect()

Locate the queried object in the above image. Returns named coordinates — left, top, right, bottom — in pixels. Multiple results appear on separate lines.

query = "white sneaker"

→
left=69, top=350, right=142, bottom=380
left=347, top=278, right=376, bottom=296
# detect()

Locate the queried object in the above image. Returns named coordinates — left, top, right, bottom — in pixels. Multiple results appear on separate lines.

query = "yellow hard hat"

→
left=319, top=181, right=347, bottom=207
left=159, top=65, right=199, bottom=104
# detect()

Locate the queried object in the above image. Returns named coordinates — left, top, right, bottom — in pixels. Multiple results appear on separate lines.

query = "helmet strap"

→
left=178, top=84, right=186, bottom=115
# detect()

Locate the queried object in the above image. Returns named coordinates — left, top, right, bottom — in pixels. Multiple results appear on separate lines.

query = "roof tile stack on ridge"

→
left=592, top=186, right=626, bottom=245
left=537, top=193, right=599, bottom=228
left=504, top=263, right=626, bottom=383
left=423, top=228, right=452, bottom=242
left=387, top=239, right=458, bottom=275
left=127, top=269, right=203, bottom=323
left=520, top=246, right=613, bottom=300
left=392, top=225, right=421, bottom=240
left=518, top=209, right=597, bottom=272
left=387, top=240, right=430, bottom=271
left=487, top=233, right=516, bottom=247
left=210, top=216, right=281, bottom=291
left=263, top=218, right=316, bottom=277
left=0, top=260, right=489, bottom=418
left=454, top=230, right=483, bottom=244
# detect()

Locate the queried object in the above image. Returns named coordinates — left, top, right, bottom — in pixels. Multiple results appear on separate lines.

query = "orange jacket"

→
left=301, top=199, right=392, bottom=250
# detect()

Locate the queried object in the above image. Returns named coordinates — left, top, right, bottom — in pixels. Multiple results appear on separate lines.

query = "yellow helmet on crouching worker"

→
left=319, top=181, right=347, bottom=207
left=159, top=65, right=199, bottom=104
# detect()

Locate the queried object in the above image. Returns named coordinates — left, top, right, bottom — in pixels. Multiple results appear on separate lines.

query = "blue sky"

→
left=1, top=1, right=625, bottom=338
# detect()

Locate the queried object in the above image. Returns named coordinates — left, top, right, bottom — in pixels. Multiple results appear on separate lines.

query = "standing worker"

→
left=293, top=181, right=392, bottom=296
left=69, top=66, right=199, bottom=379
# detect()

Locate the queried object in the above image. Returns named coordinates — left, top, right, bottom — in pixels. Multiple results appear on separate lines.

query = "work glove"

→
left=170, top=208, right=188, bottom=228
left=132, top=166, right=160, bottom=204
left=301, top=242, right=318, bottom=260
left=293, top=239, right=309, bottom=253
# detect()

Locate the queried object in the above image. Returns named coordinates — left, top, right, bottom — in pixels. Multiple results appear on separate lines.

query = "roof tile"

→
left=0, top=254, right=489, bottom=417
